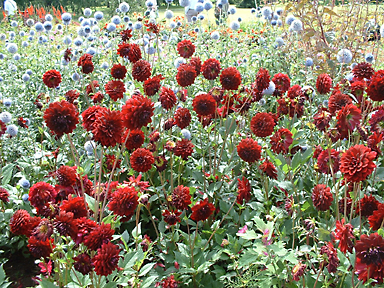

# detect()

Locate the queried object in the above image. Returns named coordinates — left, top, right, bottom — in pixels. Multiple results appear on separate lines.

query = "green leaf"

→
left=139, top=263, right=156, bottom=277
left=141, top=276, right=157, bottom=288
left=39, top=278, right=60, bottom=288
left=1, top=163, right=15, bottom=185
left=375, top=167, right=384, bottom=182
left=237, top=230, right=257, bottom=240
left=84, top=193, right=95, bottom=212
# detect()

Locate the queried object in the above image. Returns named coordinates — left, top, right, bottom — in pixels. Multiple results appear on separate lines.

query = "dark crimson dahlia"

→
left=132, top=59, right=151, bottom=82
left=159, top=86, right=177, bottom=110
left=144, top=74, right=164, bottom=96
left=60, top=195, right=88, bottom=219
left=82, top=106, right=106, bottom=132
left=65, top=90, right=80, bottom=104
left=0, top=120, right=6, bottom=136
left=202, top=58, right=221, bottom=80
left=333, top=218, right=354, bottom=253
left=356, top=233, right=384, bottom=266
left=237, top=177, right=251, bottom=204
left=56, top=165, right=77, bottom=187
left=313, top=108, right=331, bottom=132
left=54, top=211, right=78, bottom=240
left=336, top=103, right=362, bottom=139
left=92, top=242, right=120, bottom=276
left=189, top=57, right=201, bottom=75
left=83, top=223, right=114, bottom=250
left=174, top=107, right=191, bottom=129
left=316, top=73, right=332, bottom=94
left=0, top=187, right=9, bottom=203
left=176, top=64, right=197, bottom=87
left=237, top=138, right=262, bottom=163
left=177, top=39, right=195, bottom=58
left=42, top=69, right=61, bottom=88
left=120, top=28, right=133, bottom=42
left=92, top=109, right=124, bottom=147
left=287, top=84, right=303, bottom=99
left=110, top=63, right=127, bottom=79
left=43, top=100, right=79, bottom=138
left=220, top=67, right=241, bottom=90
left=356, top=195, right=379, bottom=217
left=130, top=148, right=154, bottom=172
left=124, top=129, right=144, bottom=150
left=311, top=184, right=333, bottom=211
left=31, top=218, right=53, bottom=241
left=77, top=54, right=94, bottom=74
left=367, top=70, right=384, bottom=101
left=73, top=253, right=93, bottom=275
left=368, top=132, right=383, bottom=156
left=369, top=204, right=384, bottom=230
left=353, top=62, right=375, bottom=80
left=105, top=80, right=126, bottom=101
left=162, top=210, right=182, bottom=225
left=320, top=242, right=339, bottom=273
left=108, top=186, right=138, bottom=220
left=171, top=185, right=191, bottom=210
left=174, top=139, right=194, bottom=160
left=272, top=73, right=291, bottom=96
left=259, top=160, right=278, bottom=179
left=10, top=209, right=32, bottom=236
left=328, top=90, right=352, bottom=115
left=270, top=128, right=293, bottom=154
left=340, top=145, right=376, bottom=183
left=369, top=108, right=384, bottom=134
left=250, top=112, right=276, bottom=137
left=192, top=93, right=216, bottom=117
left=117, top=42, right=141, bottom=63
left=316, top=149, right=340, bottom=174
left=160, top=275, right=179, bottom=288
left=122, top=94, right=154, bottom=130
left=255, top=68, right=270, bottom=91
left=191, top=198, right=215, bottom=222
left=29, top=182, right=56, bottom=209
left=28, top=236, right=54, bottom=259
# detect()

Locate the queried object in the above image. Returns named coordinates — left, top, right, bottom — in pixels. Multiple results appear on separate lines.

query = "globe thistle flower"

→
left=337, top=49, right=353, bottom=64
left=26, top=19, right=34, bottom=26
left=19, top=179, right=30, bottom=189
left=262, top=7, right=272, bottom=18
left=35, top=22, right=44, bottom=32
left=180, top=0, right=190, bottom=7
left=61, top=12, right=72, bottom=25
left=134, top=22, right=143, bottom=30
left=211, top=31, right=220, bottom=40
left=365, top=53, right=374, bottom=63
left=119, top=2, right=130, bottom=13
left=204, top=0, right=213, bottom=10
left=7, top=43, right=17, bottom=54
left=6, top=124, right=18, bottom=137
left=0, top=112, right=12, bottom=124
left=262, top=81, right=276, bottom=95
left=111, top=15, right=121, bottom=25
left=165, top=10, right=174, bottom=19
left=94, top=11, right=103, bottom=21
left=305, top=57, right=314, bottom=67
left=83, top=8, right=92, bottom=17
left=290, top=19, right=303, bottom=32
left=230, top=21, right=240, bottom=30
left=285, top=15, right=295, bottom=25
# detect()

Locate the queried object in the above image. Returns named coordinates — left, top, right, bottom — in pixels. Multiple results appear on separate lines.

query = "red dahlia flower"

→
left=270, top=128, right=293, bottom=154
left=189, top=57, right=201, bottom=75
left=171, top=185, right=191, bottom=210
left=202, top=58, right=221, bottom=80
left=328, top=90, right=352, bottom=115
left=320, top=242, right=339, bottom=273
left=174, top=139, right=194, bottom=160
left=60, top=195, right=88, bottom=219
left=159, top=87, right=177, bottom=110
left=42, top=69, right=62, bottom=88
left=336, top=104, right=362, bottom=139
left=108, top=186, right=138, bottom=220
left=356, top=195, right=379, bottom=217
left=54, top=211, right=78, bottom=240
left=259, top=160, right=278, bottom=179
left=56, top=165, right=77, bottom=187
left=311, top=184, right=333, bottom=211
left=0, top=120, right=6, bottom=136
left=130, top=148, right=154, bottom=172
left=0, top=187, right=9, bottom=203
left=110, top=63, right=127, bottom=79
left=333, top=218, right=354, bottom=254
left=10, top=209, right=31, bottom=236
left=32, top=219, right=53, bottom=241
left=29, top=182, right=56, bottom=209
left=144, top=74, right=164, bottom=96
left=176, top=64, right=197, bottom=87
left=117, top=43, right=142, bottom=63
left=73, top=253, right=93, bottom=275
left=65, top=90, right=80, bottom=104
left=177, top=39, right=195, bottom=58
left=124, top=129, right=144, bottom=150
left=220, top=67, right=241, bottom=90
left=272, top=73, right=291, bottom=96
left=132, top=59, right=151, bottom=82
left=313, top=109, right=331, bottom=132
left=369, top=203, right=384, bottom=230
left=160, top=275, right=179, bottom=287
left=162, top=210, right=182, bottom=225
left=250, top=112, right=276, bottom=137
left=192, top=93, right=216, bottom=117
left=92, top=242, right=120, bottom=276
left=317, top=149, right=340, bottom=174
left=122, top=94, right=154, bottom=130
left=353, top=62, right=375, bottom=80
left=316, top=73, right=332, bottom=94
left=83, top=223, right=114, bottom=250
left=174, top=107, right=191, bottom=129
left=191, top=198, right=215, bottom=222
left=367, top=70, right=384, bottom=101
left=339, top=145, right=376, bottom=183
left=120, top=28, right=133, bottom=42
left=287, top=84, right=303, bottom=99
left=237, top=177, right=251, bottom=204
left=43, top=100, right=79, bottom=138
left=292, top=262, right=306, bottom=281
left=105, top=80, right=126, bottom=101
left=92, top=109, right=124, bottom=147
left=237, top=138, right=262, bottom=163
left=28, top=236, right=54, bottom=259
left=255, top=68, right=270, bottom=91
left=82, top=106, right=107, bottom=132
left=78, top=54, right=94, bottom=74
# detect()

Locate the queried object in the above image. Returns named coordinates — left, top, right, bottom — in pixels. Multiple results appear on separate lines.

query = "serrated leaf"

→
left=1, top=163, right=15, bottom=185
left=39, top=278, right=60, bottom=288
left=237, top=229, right=257, bottom=240
left=141, top=276, right=157, bottom=288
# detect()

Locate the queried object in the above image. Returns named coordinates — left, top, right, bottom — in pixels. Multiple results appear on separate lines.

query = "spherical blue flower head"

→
left=107, top=23, right=117, bottom=32
left=276, top=8, right=283, bottom=15
left=112, top=15, right=121, bottom=25
left=0, top=54, right=4, bottom=60
left=61, top=12, right=72, bottom=25
left=259, top=98, right=266, bottom=106
left=285, top=15, right=295, bottom=25
left=45, top=14, right=53, bottom=22
left=262, top=81, right=275, bottom=95
left=84, top=140, right=96, bottom=152
left=204, top=1, right=213, bottom=10
left=87, top=36, right=95, bottom=42
left=19, top=31, right=25, bottom=37
left=28, top=36, right=33, bottom=41
left=162, top=34, right=169, bottom=41
left=29, top=30, right=35, bottom=36
left=94, top=11, right=104, bottom=21
left=92, top=26, right=100, bottom=33
left=7, top=43, right=17, bottom=54
left=86, top=47, right=97, bottom=55
left=13, top=53, right=20, bottom=61
left=165, top=10, right=174, bottom=19
left=63, top=36, right=72, bottom=45
left=123, top=16, right=130, bottom=23
left=176, top=21, right=182, bottom=27
left=35, top=22, right=44, bottom=32
left=21, top=74, right=31, bottom=82
left=81, top=19, right=91, bottom=27
left=22, top=194, right=29, bottom=202
left=8, top=31, right=15, bottom=38
left=271, top=20, right=277, bottom=26
left=275, top=37, right=284, bottom=47
left=26, top=19, right=34, bottom=26
left=77, top=27, right=87, bottom=37
left=146, top=0, right=155, bottom=8
left=72, top=72, right=80, bottom=81
left=365, top=53, right=374, bottom=63
left=262, top=7, right=272, bottom=18
left=251, top=8, right=256, bottom=14
left=19, top=179, right=30, bottom=189
left=273, top=13, right=279, bottom=20
left=196, top=3, right=204, bottom=12
left=116, top=8, right=121, bottom=13
left=102, top=37, right=109, bottom=45
left=11, top=21, right=17, bottom=27
left=217, top=3, right=223, bottom=8
left=198, top=14, right=205, bottom=20
left=337, top=48, right=353, bottom=64
left=211, top=31, right=220, bottom=40
left=170, top=22, right=177, bottom=29
left=229, top=7, right=237, bottom=14
left=0, top=112, right=12, bottom=123
left=174, top=57, right=186, bottom=69
left=119, top=2, right=130, bottom=13
left=144, top=10, right=150, bottom=17
left=84, top=8, right=92, bottom=17
left=180, top=0, right=190, bottom=7
left=0, top=34, right=5, bottom=40
left=189, top=16, right=196, bottom=22
left=305, top=57, right=313, bottom=67
left=79, top=16, right=85, bottom=23
left=194, top=27, right=200, bottom=33
left=84, top=26, right=91, bottom=34
left=221, top=0, right=228, bottom=4
left=230, top=21, right=240, bottom=30
left=22, top=41, right=28, bottom=47
left=290, top=19, right=303, bottom=31
left=134, top=22, right=143, bottom=30
left=101, top=62, right=109, bottom=69
left=345, top=73, right=354, bottom=82
left=146, top=46, right=156, bottom=55
left=181, top=129, right=191, bottom=140
left=277, top=19, right=282, bottom=26
left=74, top=37, right=83, bottom=47
left=25, top=69, right=33, bottom=76
left=323, top=99, right=329, bottom=107
left=6, top=124, right=18, bottom=137
left=0, top=77, right=3, bottom=82
left=350, top=62, right=357, bottom=69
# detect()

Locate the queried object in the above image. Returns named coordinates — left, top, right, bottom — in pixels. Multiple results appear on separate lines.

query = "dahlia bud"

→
left=292, top=262, right=306, bottom=281
left=164, top=118, right=175, bottom=130
left=304, top=218, right=315, bottom=231
left=155, top=156, right=168, bottom=172
left=149, top=130, right=160, bottom=143
left=165, top=140, right=175, bottom=152
left=221, top=239, right=230, bottom=247
left=139, top=194, right=150, bottom=206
